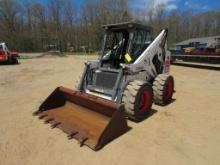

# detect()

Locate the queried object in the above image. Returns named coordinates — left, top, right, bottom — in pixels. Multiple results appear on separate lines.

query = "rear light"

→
left=0, top=55, right=6, bottom=60
left=11, top=52, right=18, bottom=57
left=165, top=60, right=170, bottom=73
left=0, top=50, right=6, bottom=60
left=165, top=59, right=170, bottom=65
left=0, top=50, right=5, bottom=55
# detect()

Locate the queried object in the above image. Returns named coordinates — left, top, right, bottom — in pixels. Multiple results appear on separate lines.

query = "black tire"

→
left=122, top=80, right=153, bottom=121
left=7, top=56, right=13, bottom=64
left=11, top=57, right=18, bottom=64
left=7, top=56, right=18, bottom=64
left=153, top=74, right=174, bottom=105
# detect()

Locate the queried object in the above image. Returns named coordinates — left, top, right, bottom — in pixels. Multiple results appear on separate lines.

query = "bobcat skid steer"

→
left=34, top=22, right=174, bottom=150
left=0, top=43, right=19, bottom=64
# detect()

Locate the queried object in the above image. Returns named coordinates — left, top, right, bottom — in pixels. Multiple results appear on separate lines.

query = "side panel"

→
left=121, top=29, right=169, bottom=78
left=78, top=60, right=99, bottom=91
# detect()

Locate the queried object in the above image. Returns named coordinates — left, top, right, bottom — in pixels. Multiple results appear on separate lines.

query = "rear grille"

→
left=95, top=71, right=118, bottom=89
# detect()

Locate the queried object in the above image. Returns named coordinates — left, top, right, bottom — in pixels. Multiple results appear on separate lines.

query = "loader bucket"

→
left=34, top=86, right=128, bottom=150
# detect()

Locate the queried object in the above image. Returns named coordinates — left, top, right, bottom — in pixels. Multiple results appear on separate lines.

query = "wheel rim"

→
left=139, top=90, right=152, bottom=113
left=165, top=79, right=174, bottom=100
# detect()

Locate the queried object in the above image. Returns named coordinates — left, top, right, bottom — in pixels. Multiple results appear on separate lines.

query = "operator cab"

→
left=85, top=22, right=153, bottom=99
left=100, top=22, right=153, bottom=69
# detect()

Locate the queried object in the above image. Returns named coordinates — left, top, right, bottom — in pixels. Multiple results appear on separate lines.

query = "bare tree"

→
left=0, top=0, right=21, bottom=47
left=0, top=0, right=219, bottom=52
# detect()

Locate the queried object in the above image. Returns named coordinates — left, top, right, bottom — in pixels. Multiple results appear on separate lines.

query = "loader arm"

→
left=122, top=29, right=169, bottom=78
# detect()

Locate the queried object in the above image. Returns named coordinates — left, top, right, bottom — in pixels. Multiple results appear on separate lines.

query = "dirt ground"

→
left=0, top=56, right=220, bottom=165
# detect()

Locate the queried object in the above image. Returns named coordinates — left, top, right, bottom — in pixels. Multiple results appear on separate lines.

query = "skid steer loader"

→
left=34, top=22, right=174, bottom=150
left=0, top=43, right=19, bottom=64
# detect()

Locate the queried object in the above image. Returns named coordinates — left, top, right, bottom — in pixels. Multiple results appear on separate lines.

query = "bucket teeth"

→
left=79, top=137, right=88, bottom=147
left=67, top=132, right=78, bottom=140
left=51, top=122, right=61, bottom=128
left=32, top=111, right=40, bottom=116
left=44, top=118, right=54, bottom=124
left=38, top=114, right=47, bottom=119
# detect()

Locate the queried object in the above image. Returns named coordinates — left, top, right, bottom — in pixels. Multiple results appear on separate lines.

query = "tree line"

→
left=0, top=0, right=219, bottom=52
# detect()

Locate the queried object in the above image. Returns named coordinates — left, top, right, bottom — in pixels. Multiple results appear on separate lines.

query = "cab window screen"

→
left=130, top=30, right=152, bottom=60
left=102, top=32, right=124, bottom=60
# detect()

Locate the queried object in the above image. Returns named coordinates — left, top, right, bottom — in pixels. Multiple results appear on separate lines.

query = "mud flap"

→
left=34, top=87, right=128, bottom=150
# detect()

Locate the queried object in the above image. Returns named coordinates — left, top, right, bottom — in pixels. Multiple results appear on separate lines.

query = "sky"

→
left=34, top=0, right=220, bottom=13
left=130, top=0, right=220, bottom=12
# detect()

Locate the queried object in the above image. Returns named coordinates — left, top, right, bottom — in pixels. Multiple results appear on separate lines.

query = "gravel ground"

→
left=0, top=56, right=220, bottom=165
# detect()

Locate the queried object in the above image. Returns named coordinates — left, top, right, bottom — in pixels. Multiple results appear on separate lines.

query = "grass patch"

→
left=19, top=56, right=36, bottom=59
left=19, top=52, right=97, bottom=59
left=64, top=52, right=98, bottom=56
